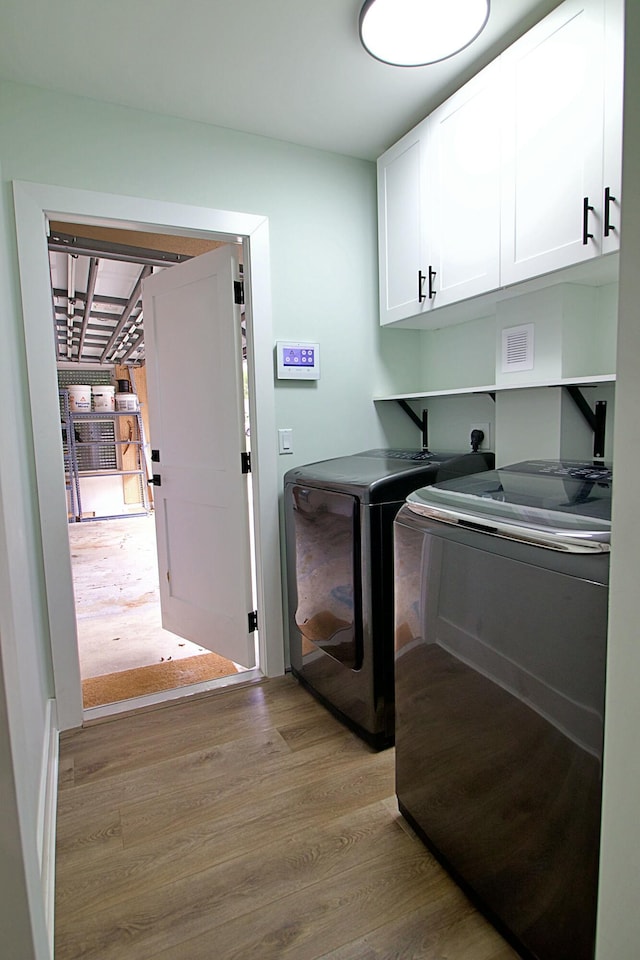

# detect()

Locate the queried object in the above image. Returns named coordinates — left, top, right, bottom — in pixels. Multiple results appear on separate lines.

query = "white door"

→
left=142, top=245, right=256, bottom=668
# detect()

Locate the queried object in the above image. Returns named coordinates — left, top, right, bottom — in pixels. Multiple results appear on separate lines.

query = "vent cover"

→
left=501, top=323, right=534, bottom=373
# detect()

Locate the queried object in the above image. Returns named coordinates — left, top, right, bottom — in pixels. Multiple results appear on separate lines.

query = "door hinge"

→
left=234, top=280, right=244, bottom=305
left=149, top=474, right=162, bottom=486
left=241, top=451, right=251, bottom=474
left=248, top=610, right=258, bottom=633
left=151, top=449, right=160, bottom=462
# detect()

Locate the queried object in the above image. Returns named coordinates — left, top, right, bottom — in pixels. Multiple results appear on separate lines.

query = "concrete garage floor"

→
left=68, top=514, right=210, bottom=680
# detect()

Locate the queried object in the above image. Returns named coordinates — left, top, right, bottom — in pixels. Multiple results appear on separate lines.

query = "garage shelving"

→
left=60, top=389, right=150, bottom=522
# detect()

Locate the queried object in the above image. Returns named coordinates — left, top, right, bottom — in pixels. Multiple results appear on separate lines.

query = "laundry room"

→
left=0, top=0, right=639, bottom=958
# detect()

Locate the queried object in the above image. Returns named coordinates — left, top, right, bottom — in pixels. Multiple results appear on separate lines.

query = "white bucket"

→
left=67, top=385, right=91, bottom=412
left=92, top=385, right=115, bottom=411
left=115, top=392, right=139, bottom=412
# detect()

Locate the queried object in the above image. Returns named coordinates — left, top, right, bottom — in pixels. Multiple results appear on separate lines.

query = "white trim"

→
left=37, top=699, right=58, bottom=955
left=243, top=227, right=285, bottom=677
left=12, top=181, right=284, bottom=731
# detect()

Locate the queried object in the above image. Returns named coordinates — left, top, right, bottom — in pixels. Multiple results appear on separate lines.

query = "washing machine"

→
left=284, top=448, right=494, bottom=749
left=393, top=459, right=612, bottom=960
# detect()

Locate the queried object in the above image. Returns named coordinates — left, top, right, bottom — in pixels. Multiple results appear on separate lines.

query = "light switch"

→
left=278, top=428, right=293, bottom=454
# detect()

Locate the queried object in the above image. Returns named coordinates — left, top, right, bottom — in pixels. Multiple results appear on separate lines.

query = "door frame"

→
left=12, top=180, right=285, bottom=731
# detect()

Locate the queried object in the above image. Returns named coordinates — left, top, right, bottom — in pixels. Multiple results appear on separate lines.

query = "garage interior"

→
left=50, top=222, right=244, bottom=709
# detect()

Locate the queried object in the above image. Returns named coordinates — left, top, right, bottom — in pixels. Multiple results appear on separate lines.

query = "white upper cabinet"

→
left=377, top=63, right=502, bottom=324
left=500, top=0, right=616, bottom=284
left=427, top=60, right=502, bottom=308
left=376, top=0, right=623, bottom=328
left=377, top=120, right=430, bottom=325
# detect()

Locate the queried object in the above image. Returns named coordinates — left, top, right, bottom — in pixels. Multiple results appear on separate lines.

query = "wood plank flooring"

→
left=55, top=675, right=520, bottom=960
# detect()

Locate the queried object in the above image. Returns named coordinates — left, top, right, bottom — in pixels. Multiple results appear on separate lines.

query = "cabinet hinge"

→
left=234, top=280, right=244, bottom=305
left=241, top=451, right=251, bottom=474
left=248, top=610, right=258, bottom=633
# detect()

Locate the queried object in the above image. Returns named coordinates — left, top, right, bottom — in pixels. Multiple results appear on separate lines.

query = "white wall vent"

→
left=501, top=323, right=535, bottom=373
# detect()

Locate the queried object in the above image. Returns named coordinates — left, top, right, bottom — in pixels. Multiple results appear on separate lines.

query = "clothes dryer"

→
left=284, top=448, right=494, bottom=749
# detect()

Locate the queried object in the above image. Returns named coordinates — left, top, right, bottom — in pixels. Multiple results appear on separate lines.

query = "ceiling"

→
left=48, top=224, right=225, bottom=366
left=13, top=1, right=564, bottom=367
left=0, top=0, right=564, bottom=160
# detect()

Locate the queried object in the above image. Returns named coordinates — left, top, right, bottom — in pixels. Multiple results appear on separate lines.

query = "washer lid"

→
left=405, top=459, right=612, bottom=552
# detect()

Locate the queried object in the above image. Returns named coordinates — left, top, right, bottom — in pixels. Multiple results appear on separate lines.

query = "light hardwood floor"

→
left=55, top=675, right=520, bottom=960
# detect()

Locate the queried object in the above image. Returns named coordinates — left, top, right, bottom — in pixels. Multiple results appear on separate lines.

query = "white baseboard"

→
left=37, top=699, right=58, bottom=956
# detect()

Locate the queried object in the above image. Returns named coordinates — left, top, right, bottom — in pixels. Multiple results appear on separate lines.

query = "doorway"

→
left=49, top=224, right=254, bottom=710
left=14, top=180, right=285, bottom=731
left=69, top=515, right=247, bottom=707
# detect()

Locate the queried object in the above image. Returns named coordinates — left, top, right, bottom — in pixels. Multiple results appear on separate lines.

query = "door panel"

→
left=500, top=0, right=604, bottom=282
left=428, top=60, right=502, bottom=305
left=377, top=122, right=429, bottom=325
left=142, top=245, right=255, bottom=668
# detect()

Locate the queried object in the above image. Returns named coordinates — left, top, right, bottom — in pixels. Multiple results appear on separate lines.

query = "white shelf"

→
left=374, top=374, right=616, bottom=402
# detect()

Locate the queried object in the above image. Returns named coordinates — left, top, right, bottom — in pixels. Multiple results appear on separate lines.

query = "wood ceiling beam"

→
left=48, top=221, right=221, bottom=258
left=49, top=231, right=191, bottom=268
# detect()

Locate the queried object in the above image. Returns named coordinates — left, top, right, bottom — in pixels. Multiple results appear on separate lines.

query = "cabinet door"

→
left=427, top=60, right=502, bottom=308
left=601, top=0, right=623, bottom=256
left=500, top=0, right=605, bottom=285
left=377, top=120, right=430, bottom=325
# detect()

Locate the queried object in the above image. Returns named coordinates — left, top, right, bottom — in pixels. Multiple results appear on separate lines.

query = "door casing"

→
left=12, top=180, right=285, bottom=731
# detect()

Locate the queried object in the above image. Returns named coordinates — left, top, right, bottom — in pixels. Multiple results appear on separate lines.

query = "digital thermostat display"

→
left=284, top=347, right=315, bottom=367
left=276, top=341, right=320, bottom=380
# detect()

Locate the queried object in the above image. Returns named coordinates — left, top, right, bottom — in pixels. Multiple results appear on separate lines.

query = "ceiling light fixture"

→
left=359, top=0, right=490, bottom=67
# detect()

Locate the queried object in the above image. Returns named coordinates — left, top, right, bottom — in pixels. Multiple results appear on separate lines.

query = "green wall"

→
left=0, top=81, right=423, bottom=468
left=0, top=78, right=425, bottom=958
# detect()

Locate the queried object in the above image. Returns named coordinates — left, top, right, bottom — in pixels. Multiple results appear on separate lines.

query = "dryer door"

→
left=290, top=485, right=362, bottom=669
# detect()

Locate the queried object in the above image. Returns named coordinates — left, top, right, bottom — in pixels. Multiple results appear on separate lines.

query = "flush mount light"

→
left=359, top=0, right=490, bottom=67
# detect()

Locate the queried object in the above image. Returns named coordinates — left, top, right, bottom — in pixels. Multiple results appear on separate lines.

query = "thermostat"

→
left=275, top=340, right=320, bottom=380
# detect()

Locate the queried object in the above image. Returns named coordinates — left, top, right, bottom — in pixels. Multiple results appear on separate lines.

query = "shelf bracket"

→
left=565, top=386, right=607, bottom=460
left=396, top=401, right=429, bottom=449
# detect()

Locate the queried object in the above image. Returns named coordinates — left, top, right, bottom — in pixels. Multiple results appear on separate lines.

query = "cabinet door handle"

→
left=428, top=266, right=436, bottom=299
left=582, top=197, right=595, bottom=245
left=418, top=267, right=437, bottom=301
left=604, top=186, right=617, bottom=237
left=418, top=270, right=427, bottom=303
